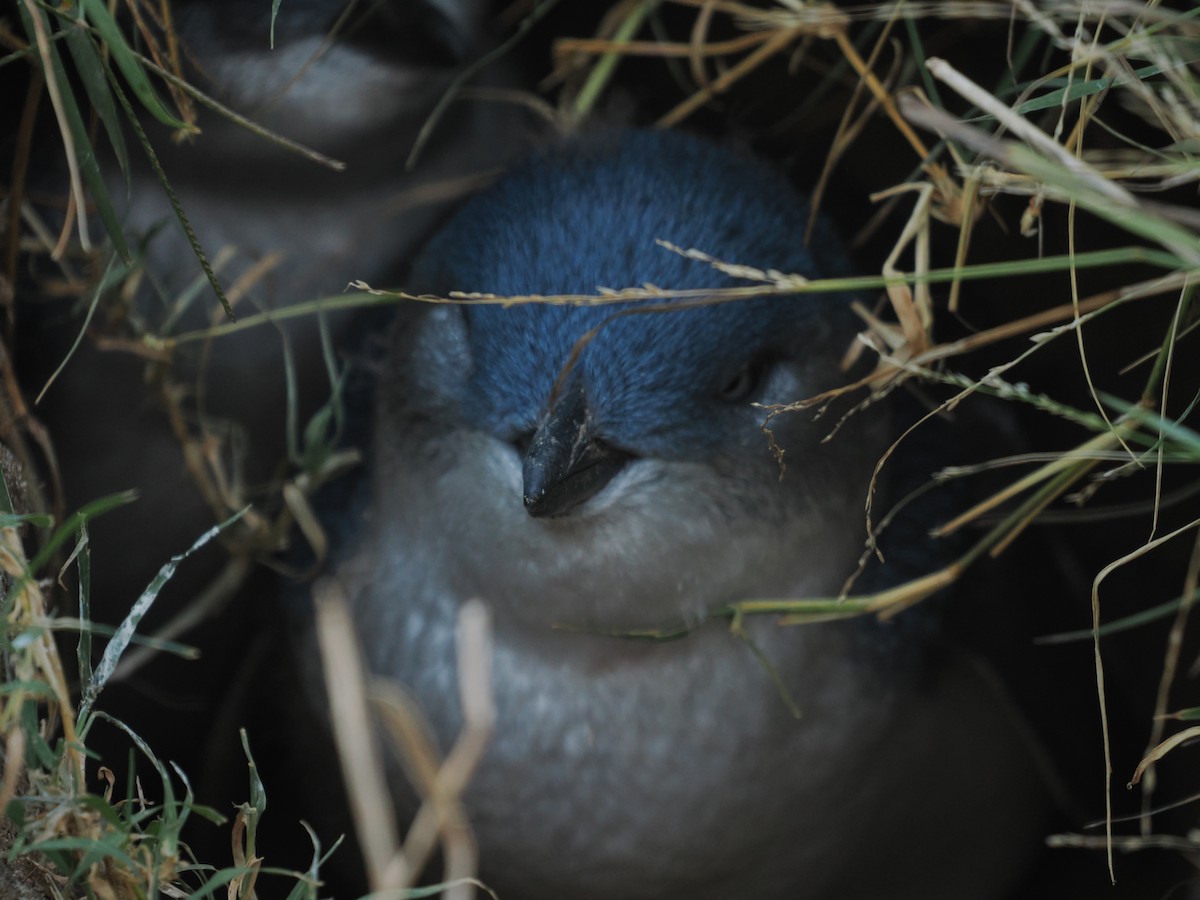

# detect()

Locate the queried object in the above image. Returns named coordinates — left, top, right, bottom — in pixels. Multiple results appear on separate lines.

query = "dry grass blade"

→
left=313, top=579, right=402, bottom=891
left=0, top=519, right=84, bottom=789
left=20, top=0, right=89, bottom=254
left=1131, top=725, right=1200, bottom=789
left=1140, top=526, right=1200, bottom=833
left=317, top=580, right=494, bottom=899
left=899, top=80, right=1200, bottom=266
left=373, top=600, right=495, bottom=900
left=657, top=22, right=810, bottom=127
left=0, top=730, right=26, bottom=818
left=1090, top=516, right=1200, bottom=874
left=934, top=428, right=1137, bottom=539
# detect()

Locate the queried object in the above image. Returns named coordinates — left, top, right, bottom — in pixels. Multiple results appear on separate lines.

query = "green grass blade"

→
left=1010, top=146, right=1200, bottom=265
left=77, top=0, right=192, bottom=131
left=79, top=507, right=250, bottom=720
left=18, top=1, right=131, bottom=261
left=1100, top=392, right=1200, bottom=457
left=76, top=522, right=93, bottom=689
left=106, top=69, right=235, bottom=320
left=62, top=22, right=130, bottom=177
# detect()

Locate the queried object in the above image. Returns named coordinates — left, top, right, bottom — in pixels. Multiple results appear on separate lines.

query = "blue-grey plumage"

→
left=326, top=130, right=1051, bottom=899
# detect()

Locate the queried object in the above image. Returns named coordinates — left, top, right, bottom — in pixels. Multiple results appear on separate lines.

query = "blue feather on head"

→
left=412, top=129, right=863, bottom=458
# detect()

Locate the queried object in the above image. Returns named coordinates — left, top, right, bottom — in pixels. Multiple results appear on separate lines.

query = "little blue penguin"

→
left=308, top=129, right=1052, bottom=900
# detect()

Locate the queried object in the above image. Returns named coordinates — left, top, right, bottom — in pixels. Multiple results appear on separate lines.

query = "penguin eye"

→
left=717, top=361, right=766, bottom=402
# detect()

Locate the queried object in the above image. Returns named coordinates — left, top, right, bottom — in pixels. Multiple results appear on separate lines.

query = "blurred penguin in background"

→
left=14, top=0, right=534, bottom=817
left=23, top=0, right=534, bottom=604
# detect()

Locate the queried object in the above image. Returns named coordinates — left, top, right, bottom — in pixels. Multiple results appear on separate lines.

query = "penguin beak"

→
left=522, top=379, right=631, bottom=518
